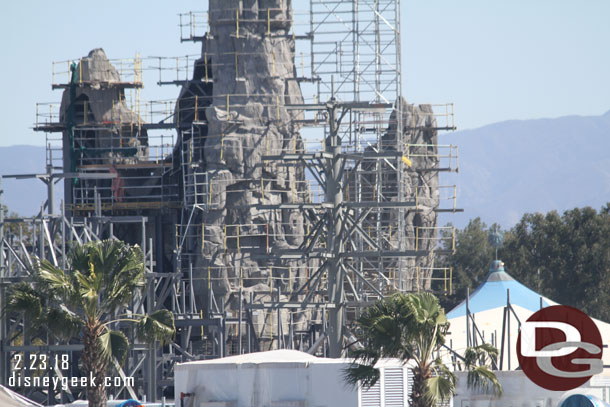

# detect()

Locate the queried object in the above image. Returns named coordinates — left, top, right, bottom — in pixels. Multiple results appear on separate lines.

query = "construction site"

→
left=0, top=0, right=461, bottom=404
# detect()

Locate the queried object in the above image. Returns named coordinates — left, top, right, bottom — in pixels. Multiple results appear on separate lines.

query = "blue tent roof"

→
left=560, top=394, right=610, bottom=407
left=446, top=260, right=551, bottom=319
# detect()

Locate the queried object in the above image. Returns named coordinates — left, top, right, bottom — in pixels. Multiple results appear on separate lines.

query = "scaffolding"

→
left=0, top=0, right=462, bottom=403
left=168, top=0, right=460, bottom=360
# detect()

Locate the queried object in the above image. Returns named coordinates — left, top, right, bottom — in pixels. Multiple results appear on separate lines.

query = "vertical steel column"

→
left=146, top=270, right=157, bottom=402
left=238, top=284, right=243, bottom=354
left=0, top=177, right=5, bottom=384
left=353, top=0, right=360, bottom=101
left=326, top=99, right=345, bottom=358
left=47, top=147, right=55, bottom=215
left=394, top=0, right=406, bottom=291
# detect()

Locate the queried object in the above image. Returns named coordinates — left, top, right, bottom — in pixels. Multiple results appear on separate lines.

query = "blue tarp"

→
left=560, top=394, right=610, bottom=407
left=118, top=400, right=143, bottom=407
left=446, top=260, right=551, bottom=319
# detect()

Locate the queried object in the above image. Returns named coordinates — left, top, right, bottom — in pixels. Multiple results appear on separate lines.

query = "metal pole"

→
left=47, top=146, right=55, bottom=215
left=277, top=285, right=282, bottom=349
left=466, top=287, right=470, bottom=348
left=248, top=292, right=253, bottom=354
left=507, top=288, right=511, bottom=370
left=0, top=177, right=5, bottom=384
left=326, top=98, right=345, bottom=357
left=147, top=241, right=157, bottom=402
left=499, top=307, right=507, bottom=370
left=61, top=201, right=66, bottom=268
left=238, top=285, right=243, bottom=354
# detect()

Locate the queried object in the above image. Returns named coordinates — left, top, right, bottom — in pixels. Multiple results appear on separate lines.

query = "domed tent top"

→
left=560, top=394, right=610, bottom=407
left=446, top=260, right=552, bottom=319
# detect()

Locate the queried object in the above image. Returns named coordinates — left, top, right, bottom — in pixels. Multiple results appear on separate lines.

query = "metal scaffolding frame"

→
left=170, top=0, right=460, bottom=359
left=0, top=0, right=462, bottom=403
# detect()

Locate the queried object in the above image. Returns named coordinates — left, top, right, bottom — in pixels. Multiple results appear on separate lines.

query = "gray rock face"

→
left=175, top=2, right=441, bottom=346
left=59, top=48, right=148, bottom=165
left=177, top=0, right=312, bottom=345
left=355, top=98, right=440, bottom=291
left=58, top=48, right=148, bottom=208
left=398, top=100, right=440, bottom=291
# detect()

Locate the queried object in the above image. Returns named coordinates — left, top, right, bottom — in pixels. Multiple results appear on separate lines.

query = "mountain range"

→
left=439, top=109, right=610, bottom=228
left=2, top=110, right=609, bottom=228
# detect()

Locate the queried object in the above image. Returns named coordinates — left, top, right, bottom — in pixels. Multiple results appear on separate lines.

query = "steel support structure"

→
left=0, top=1, right=463, bottom=403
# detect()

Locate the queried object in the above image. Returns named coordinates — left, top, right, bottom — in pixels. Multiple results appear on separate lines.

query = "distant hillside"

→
left=0, top=145, right=61, bottom=216
left=3, top=111, right=610, bottom=225
left=439, top=109, right=610, bottom=228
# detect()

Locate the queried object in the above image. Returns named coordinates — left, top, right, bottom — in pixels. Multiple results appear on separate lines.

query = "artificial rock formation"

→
left=59, top=48, right=148, bottom=164
left=176, top=0, right=312, bottom=346
left=174, top=1, right=441, bottom=347
left=59, top=49, right=148, bottom=208
left=356, top=98, right=440, bottom=292
left=394, top=99, right=440, bottom=291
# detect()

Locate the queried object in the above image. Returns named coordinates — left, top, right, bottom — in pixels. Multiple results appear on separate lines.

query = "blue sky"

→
left=1, top=1, right=609, bottom=146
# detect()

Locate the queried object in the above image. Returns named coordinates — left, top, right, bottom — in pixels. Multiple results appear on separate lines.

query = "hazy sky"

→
left=1, top=1, right=609, bottom=146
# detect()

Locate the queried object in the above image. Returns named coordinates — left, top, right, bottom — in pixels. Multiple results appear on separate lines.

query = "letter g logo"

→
left=516, top=305, right=603, bottom=391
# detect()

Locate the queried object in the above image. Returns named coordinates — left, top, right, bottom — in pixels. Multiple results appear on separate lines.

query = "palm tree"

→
left=345, top=292, right=502, bottom=407
left=5, top=239, right=175, bottom=407
left=464, top=344, right=502, bottom=396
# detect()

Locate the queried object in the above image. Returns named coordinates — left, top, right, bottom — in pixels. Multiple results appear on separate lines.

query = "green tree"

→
left=438, top=218, right=500, bottom=310
left=502, top=206, right=610, bottom=321
left=1, top=204, right=32, bottom=243
left=344, top=292, right=502, bottom=407
left=6, top=239, right=175, bottom=407
left=444, top=205, right=610, bottom=322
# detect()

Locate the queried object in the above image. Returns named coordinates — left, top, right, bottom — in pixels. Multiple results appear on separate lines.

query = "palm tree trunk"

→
left=82, top=319, right=108, bottom=407
left=411, top=365, right=432, bottom=407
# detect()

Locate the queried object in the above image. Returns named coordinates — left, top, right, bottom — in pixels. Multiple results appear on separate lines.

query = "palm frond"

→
left=136, top=309, right=175, bottom=345
left=93, top=240, right=145, bottom=312
left=349, top=346, right=379, bottom=360
left=432, top=358, right=457, bottom=387
left=99, top=329, right=130, bottom=366
left=5, top=283, right=43, bottom=320
left=346, top=293, right=450, bottom=381
left=45, top=306, right=83, bottom=340
left=475, top=343, right=499, bottom=363
left=75, top=270, right=99, bottom=317
left=343, top=364, right=380, bottom=389
left=467, top=365, right=503, bottom=396
left=37, top=259, right=77, bottom=301
left=426, top=375, right=456, bottom=403
left=464, top=344, right=499, bottom=369
left=68, top=243, right=90, bottom=275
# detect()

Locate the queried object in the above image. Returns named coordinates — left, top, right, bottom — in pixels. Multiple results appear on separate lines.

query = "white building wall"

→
left=175, top=360, right=358, bottom=407
left=174, top=353, right=410, bottom=407
left=453, top=371, right=610, bottom=407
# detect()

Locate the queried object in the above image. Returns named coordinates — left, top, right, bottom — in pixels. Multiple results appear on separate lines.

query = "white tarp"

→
left=175, top=350, right=357, bottom=407
left=0, top=384, right=42, bottom=407
left=175, top=350, right=411, bottom=407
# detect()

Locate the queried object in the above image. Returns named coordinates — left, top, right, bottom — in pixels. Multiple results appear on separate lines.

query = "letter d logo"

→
left=517, top=305, right=603, bottom=391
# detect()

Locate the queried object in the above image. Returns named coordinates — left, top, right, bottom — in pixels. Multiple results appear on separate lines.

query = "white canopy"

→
left=444, top=260, right=610, bottom=370
left=0, top=385, right=42, bottom=407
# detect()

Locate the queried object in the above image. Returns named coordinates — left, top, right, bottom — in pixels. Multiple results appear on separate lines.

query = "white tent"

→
left=0, top=385, right=42, bottom=407
left=175, top=349, right=411, bottom=407
left=444, top=260, right=610, bottom=370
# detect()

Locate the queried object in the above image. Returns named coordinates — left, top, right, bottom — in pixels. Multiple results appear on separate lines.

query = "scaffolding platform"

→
left=51, top=56, right=143, bottom=89
left=0, top=1, right=465, bottom=402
